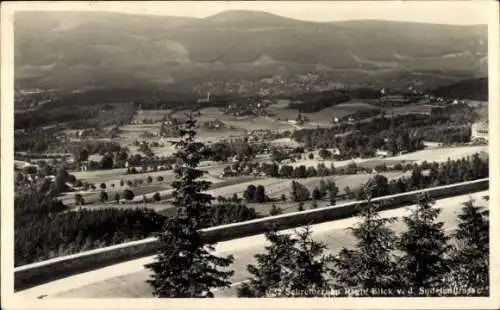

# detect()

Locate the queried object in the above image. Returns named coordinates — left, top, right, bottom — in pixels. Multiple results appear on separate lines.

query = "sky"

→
left=7, top=1, right=493, bottom=25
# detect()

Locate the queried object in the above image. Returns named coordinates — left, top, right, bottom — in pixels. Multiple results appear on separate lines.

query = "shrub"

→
left=123, top=189, right=135, bottom=201
left=298, top=202, right=305, bottom=211
left=270, top=204, right=283, bottom=216
left=100, top=191, right=108, bottom=203
left=75, top=194, right=84, bottom=206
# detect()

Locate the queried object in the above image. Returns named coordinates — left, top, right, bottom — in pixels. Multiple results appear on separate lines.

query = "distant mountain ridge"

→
left=15, top=10, right=488, bottom=90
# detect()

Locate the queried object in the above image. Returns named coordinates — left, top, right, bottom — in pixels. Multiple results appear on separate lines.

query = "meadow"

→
left=285, top=145, right=488, bottom=169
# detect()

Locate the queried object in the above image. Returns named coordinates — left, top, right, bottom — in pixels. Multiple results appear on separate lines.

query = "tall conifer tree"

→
left=397, top=194, right=451, bottom=293
left=238, top=225, right=333, bottom=297
left=145, top=114, right=234, bottom=297
left=449, top=198, right=489, bottom=293
left=333, top=187, right=400, bottom=296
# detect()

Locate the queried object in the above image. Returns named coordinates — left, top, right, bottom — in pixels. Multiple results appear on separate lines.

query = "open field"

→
left=266, top=101, right=300, bottom=121
left=287, top=156, right=373, bottom=169
left=390, top=145, right=488, bottom=164
left=59, top=184, right=169, bottom=207
left=172, top=108, right=295, bottom=132
left=268, top=138, right=303, bottom=148
left=71, top=175, right=260, bottom=207
left=67, top=170, right=404, bottom=211
left=132, top=110, right=171, bottom=123
left=266, top=100, right=379, bottom=125
left=71, top=162, right=230, bottom=186
left=306, top=102, right=379, bottom=123
left=265, top=172, right=408, bottom=198
left=225, top=116, right=296, bottom=132
left=385, top=104, right=433, bottom=116
left=72, top=168, right=127, bottom=184
left=20, top=191, right=488, bottom=299
left=287, top=145, right=488, bottom=169
left=203, top=171, right=407, bottom=204
left=117, top=124, right=162, bottom=144
left=248, top=198, right=351, bottom=217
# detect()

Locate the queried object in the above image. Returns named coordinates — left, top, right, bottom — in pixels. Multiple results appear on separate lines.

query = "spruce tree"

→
left=238, top=226, right=333, bottom=297
left=270, top=204, right=283, bottom=216
left=145, top=113, right=234, bottom=298
left=279, top=226, right=334, bottom=296
left=298, top=202, right=305, bottom=211
left=397, top=194, right=451, bottom=293
left=99, top=191, right=108, bottom=203
left=312, top=187, right=322, bottom=200
left=55, top=168, right=69, bottom=194
left=238, top=229, right=296, bottom=297
left=255, top=185, right=266, bottom=203
left=449, top=199, right=489, bottom=293
left=333, top=188, right=400, bottom=295
left=327, top=180, right=339, bottom=205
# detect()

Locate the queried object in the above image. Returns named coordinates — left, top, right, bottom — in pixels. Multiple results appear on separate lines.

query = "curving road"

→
left=16, top=191, right=489, bottom=299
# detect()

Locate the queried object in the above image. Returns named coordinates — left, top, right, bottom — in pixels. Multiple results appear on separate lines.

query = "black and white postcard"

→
left=1, top=1, right=499, bottom=309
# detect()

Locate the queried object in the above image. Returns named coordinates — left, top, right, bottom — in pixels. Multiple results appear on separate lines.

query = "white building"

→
left=471, top=122, right=488, bottom=141
left=196, top=92, right=211, bottom=104
left=332, top=148, right=341, bottom=156
left=376, top=149, right=390, bottom=157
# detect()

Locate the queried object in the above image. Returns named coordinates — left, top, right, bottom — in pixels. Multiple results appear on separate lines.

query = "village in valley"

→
left=14, top=75, right=489, bottom=232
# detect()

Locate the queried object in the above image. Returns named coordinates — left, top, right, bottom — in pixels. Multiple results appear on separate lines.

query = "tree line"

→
left=287, top=89, right=350, bottom=113
left=292, top=113, right=472, bottom=150
left=281, top=153, right=488, bottom=207
left=286, top=87, right=384, bottom=114
left=14, top=127, right=66, bottom=153
left=358, top=154, right=488, bottom=200
left=260, top=152, right=487, bottom=181
left=15, top=102, right=136, bottom=130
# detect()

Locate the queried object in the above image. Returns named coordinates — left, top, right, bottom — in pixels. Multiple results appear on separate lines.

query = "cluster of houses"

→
left=219, top=163, right=268, bottom=178
left=202, top=119, right=226, bottom=130
left=380, top=94, right=410, bottom=104
left=223, top=100, right=270, bottom=117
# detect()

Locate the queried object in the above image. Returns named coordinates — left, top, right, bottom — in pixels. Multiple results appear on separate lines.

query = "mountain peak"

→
left=206, top=10, right=282, bottom=20
left=202, top=9, right=305, bottom=27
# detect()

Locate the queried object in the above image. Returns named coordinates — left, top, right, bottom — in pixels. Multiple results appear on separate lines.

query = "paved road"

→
left=16, top=191, right=489, bottom=299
